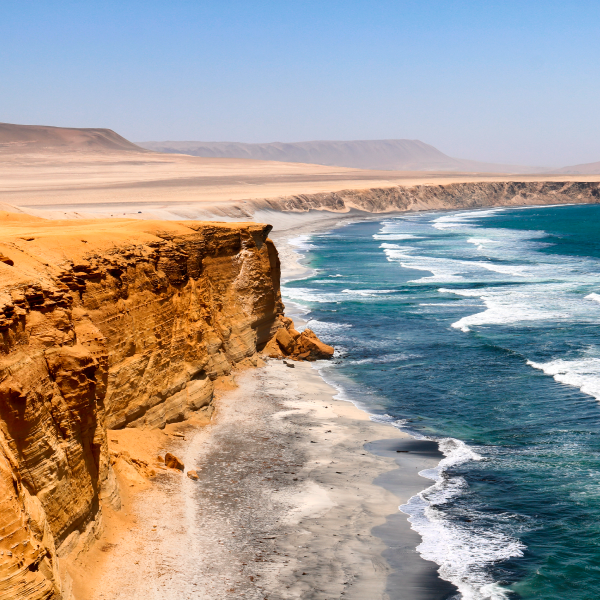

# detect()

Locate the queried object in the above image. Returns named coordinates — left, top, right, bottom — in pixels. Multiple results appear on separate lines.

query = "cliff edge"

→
left=0, top=214, right=319, bottom=598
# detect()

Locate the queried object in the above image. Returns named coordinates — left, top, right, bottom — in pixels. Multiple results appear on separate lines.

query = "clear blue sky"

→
left=2, top=0, right=599, bottom=166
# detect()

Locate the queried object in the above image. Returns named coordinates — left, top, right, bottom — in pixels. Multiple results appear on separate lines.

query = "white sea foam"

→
left=346, top=352, right=420, bottom=365
left=372, top=233, right=421, bottom=240
left=585, top=292, right=600, bottom=303
left=527, top=355, right=600, bottom=401
left=401, top=439, right=523, bottom=600
left=432, top=208, right=505, bottom=230
left=439, top=285, right=578, bottom=332
left=283, top=286, right=399, bottom=304
left=305, top=319, right=352, bottom=331
left=282, top=287, right=343, bottom=304
left=342, top=288, right=396, bottom=297
left=467, top=237, right=501, bottom=247
left=368, top=413, right=416, bottom=433
left=381, top=246, right=469, bottom=282
left=376, top=219, right=414, bottom=234
left=287, top=234, right=319, bottom=250
left=472, top=261, right=527, bottom=277
left=384, top=245, right=531, bottom=283
left=419, top=302, right=482, bottom=307
left=304, top=320, right=353, bottom=344
left=381, top=236, right=534, bottom=283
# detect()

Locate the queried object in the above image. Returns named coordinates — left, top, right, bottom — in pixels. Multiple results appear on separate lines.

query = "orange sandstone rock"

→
left=262, top=317, right=334, bottom=361
left=0, top=215, right=284, bottom=598
left=293, top=328, right=335, bottom=360
left=262, top=335, right=285, bottom=358
left=164, top=453, right=184, bottom=471
left=275, top=326, right=296, bottom=354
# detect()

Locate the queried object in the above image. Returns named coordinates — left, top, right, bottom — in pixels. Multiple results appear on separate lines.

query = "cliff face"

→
left=263, top=180, right=600, bottom=213
left=0, top=217, right=283, bottom=598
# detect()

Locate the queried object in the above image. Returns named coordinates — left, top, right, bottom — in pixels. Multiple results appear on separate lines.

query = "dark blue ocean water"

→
left=283, top=204, right=600, bottom=600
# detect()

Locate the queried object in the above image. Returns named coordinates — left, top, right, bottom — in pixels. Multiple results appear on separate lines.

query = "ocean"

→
left=282, top=204, right=600, bottom=600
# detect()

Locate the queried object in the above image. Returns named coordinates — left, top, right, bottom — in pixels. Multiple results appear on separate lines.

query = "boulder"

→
left=262, top=335, right=284, bottom=358
left=294, top=329, right=334, bottom=360
left=275, top=327, right=296, bottom=354
left=164, top=452, right=184, bottom=471
left=261, top=316, right=334, bottom=361
left=187, top=470, right=199, bottom=480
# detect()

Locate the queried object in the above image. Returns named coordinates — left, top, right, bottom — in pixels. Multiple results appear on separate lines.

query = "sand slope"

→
left=1, top=122, right=600, bottom=222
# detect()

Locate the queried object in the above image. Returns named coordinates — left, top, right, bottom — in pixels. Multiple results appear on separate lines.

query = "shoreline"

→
left=271, top=213, right=459, bottom=599
left=73, top=212, right=457, bottom=600
left=74, top=362, right=455, bottom=600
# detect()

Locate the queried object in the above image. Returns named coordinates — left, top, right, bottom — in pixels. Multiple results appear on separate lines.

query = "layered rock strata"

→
left=262, top=180, right=600, bottom=213
left=0, top=215, right=313, bottom=599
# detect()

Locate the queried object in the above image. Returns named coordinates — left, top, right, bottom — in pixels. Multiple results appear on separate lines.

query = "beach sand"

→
left=71, top=216, right=458, bottom=600
left=73, top=360, right=455, bottom=600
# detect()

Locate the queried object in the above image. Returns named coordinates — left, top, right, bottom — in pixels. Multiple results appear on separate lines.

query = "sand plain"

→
left=73, top=359, right=456, bottom=600
left=2, top=149, right=600, bottom=221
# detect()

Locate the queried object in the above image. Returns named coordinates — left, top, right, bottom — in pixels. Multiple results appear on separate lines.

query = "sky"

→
left=1, top=0, right=599, bottom=167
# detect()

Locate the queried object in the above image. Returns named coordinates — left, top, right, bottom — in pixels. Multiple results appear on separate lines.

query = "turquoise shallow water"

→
left=283, top=204, right=600, bottom=600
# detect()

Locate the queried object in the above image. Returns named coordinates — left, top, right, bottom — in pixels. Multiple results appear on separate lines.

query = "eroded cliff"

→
left=0, top=215, right=285, bottom=598
left=263, top=180, right=600, bottom=213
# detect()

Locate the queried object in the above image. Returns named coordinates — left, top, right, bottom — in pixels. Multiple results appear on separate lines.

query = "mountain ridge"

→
left=551, top=160, right=600, bottom=175
left=0, top=122, right=147, bottom=153
left=136, top=138, right=544, bottom=174
left=1, top=122, right=598, bottom=174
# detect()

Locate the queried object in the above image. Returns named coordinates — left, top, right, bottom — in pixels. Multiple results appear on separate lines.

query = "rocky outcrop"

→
left=262, top=316, right=334, bottom=361
left=164, top=453, right=184, bottom=471
left=263, top=180, right=600, bottom=213
left=0, top=217, right=327, bottom=599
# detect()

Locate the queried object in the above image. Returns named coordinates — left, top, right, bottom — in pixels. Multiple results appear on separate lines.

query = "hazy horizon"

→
left=131, top=137, right=546, bottom=168
left=2, top=0, right=599, bottom=167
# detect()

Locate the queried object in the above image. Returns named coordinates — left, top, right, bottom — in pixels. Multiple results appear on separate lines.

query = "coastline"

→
left=271, top=212, right=460, bottom=599
left=73, top=213, right=457, bottom=600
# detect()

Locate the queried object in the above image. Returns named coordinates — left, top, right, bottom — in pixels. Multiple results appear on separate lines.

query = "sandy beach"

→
left=67, top=216, right=458, bottom=600
left=73, top=361, right=456, bottom=600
